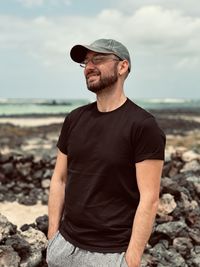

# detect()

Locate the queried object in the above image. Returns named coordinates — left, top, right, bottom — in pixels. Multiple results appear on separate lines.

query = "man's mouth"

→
left=87, top=73, right=99, bottom=81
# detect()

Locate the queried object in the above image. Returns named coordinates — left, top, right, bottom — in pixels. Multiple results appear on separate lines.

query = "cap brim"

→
left=70, top=45, right=114, bottom=63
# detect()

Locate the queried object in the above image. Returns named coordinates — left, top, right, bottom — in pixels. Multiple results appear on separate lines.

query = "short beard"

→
left=86, top=65, right=118, bottom=93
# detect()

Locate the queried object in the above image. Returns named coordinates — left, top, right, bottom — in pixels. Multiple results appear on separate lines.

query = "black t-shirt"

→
left=57, top=98, right=166, bottom=253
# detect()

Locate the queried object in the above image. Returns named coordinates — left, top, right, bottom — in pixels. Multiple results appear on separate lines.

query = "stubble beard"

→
left=86, top=65, right=118, bottom=93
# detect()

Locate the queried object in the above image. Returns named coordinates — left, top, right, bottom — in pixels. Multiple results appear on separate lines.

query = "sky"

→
left=0, top=0, right=200, bottom=100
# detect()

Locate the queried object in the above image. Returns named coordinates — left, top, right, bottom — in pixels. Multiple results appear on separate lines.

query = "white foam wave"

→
left=142, top=98, right=192, bottom=104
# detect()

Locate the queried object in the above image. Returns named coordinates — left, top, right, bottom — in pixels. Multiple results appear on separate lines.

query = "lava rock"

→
left=18, top=195, right=37, bottom=206
left=173, top=237, right=193, bottom=256
left=0, top=213, right=17, bottom=242
left=157, top=193, right=177, bottom=216
left=0, top=245, right=21, bottom=267
left=5, top=234, right=30, bottom=260
left=155, top=221, right=187, bottom=239
left=36, top=215, right=48, bottom=236
left=181, top=159, right=200, bottom=173
left=41, top=179, right=50, bottom=189
left=1, top=162, right=13, bottom=176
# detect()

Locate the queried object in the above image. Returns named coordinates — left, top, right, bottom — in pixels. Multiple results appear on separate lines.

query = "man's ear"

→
left=118, top=60, right=129, bottom=75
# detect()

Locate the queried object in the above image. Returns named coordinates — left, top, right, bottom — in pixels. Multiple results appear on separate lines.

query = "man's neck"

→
left=96, top=88, right=127, bottom=112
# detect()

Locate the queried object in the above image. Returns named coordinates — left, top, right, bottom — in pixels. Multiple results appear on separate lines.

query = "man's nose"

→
left=85, top=59, right=95, bottom=69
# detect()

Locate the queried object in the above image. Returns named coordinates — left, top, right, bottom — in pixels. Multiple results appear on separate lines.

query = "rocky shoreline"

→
left=0, top=147, right=200, bottom=266
left=0, top=109, right=200, bottom=266
left=0, top=153, right=54, bottom=205
left=0, top=213, right=48, bottom=267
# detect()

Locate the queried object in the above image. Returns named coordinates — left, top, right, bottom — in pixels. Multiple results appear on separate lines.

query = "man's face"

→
left=83, top=51, right=120, bottom=93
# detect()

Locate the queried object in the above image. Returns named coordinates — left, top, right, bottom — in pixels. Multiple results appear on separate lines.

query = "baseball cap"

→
left=70, top=38, right=131, bottom=71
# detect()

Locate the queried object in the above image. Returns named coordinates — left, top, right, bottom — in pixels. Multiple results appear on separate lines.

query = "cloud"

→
left=16, top=0, right=45, bottom=7
left=0, top=4, right=200, bottom=70
left=1, top=1, right=200, bottom=98
left=16, top=0, right=71, bottom=8
left=98, top=6, right=200, bottom=51
left=117, top=0, right=200, bottom=17
left=175, top=57, right=200, bottom=70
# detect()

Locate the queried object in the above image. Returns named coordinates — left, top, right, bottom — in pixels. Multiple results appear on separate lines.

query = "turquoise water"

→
left=0, top=98, right=199, bottom=116
left=0, top=99, right=89, bottom=116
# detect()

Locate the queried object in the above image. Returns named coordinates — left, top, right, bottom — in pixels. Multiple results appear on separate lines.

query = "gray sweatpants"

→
left=46, top=231, right=128, bottom=267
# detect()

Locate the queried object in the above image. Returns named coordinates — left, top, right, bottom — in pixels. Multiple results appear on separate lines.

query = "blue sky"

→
left=0, top=0, right=200, bottom=100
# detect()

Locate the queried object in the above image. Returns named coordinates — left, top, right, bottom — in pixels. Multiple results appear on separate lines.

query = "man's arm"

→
left=125, top=159, right=164, bottom=267
left=47, top=149, right=68, bottom=240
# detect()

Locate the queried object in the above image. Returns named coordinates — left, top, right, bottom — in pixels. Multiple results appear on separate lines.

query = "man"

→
left=47, top=39, right=165, bottom=267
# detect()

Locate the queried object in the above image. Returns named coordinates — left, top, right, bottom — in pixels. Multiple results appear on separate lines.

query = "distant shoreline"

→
left=0, top=113, right=67, bottom=118
left=1, top=106, right=200, bottom=119
left=0, top=107, right=200, bottom=124
left=1, top=98, right=200, bottom=118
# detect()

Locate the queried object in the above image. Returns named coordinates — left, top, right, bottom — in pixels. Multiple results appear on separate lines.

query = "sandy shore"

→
left=0, top=202, right=48, bottom=228
left=1, top=112, right=200, bottom=127
left=0, top=117, right=64, bottom=127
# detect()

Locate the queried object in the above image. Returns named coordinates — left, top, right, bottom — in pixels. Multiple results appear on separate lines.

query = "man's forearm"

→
left=48, top=177, right=66, bottom=239
left=125, top=199, right=159, bottom=267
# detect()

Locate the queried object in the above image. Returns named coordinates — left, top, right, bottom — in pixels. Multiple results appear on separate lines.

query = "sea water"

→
left=0, top=98, right=200, bottom=117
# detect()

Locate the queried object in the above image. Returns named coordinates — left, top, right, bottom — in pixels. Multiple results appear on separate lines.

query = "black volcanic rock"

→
left=0, top=245, right=21, bottom=267
left=0, top=215, right=48, bottom=267
left=0, top=146, right=200, bottom=266
left=36, top=215, right=48, bottom=236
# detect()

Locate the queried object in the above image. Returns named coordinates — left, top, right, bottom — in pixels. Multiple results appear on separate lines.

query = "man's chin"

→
left=87, top=86, right=102, bottom=93
left=86, top=81, right=102, bottom=93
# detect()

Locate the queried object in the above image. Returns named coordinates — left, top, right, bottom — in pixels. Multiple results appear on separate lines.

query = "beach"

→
left=0, top=109, right=200, bottom=217
left=1, top=109, right=200, bottom=224
left=0, top=106, right=200, bottom=266
left=1, top=108, right=200, bottom=226
left=0, top=202, right=48, bottom=227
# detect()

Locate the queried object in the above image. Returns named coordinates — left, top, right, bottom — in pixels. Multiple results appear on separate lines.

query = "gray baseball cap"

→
left=70, top=38, right=131, bottom=71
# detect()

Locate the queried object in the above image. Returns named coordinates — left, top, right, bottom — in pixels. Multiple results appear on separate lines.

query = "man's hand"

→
left=47, top=229, right=58, bottom=240
left=125, top=251, right=141, bottom=267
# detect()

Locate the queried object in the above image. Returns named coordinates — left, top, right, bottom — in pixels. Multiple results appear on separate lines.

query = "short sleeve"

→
left=132, top=117, right=166, bottom=163
left=57, top=114, right=71, bottom=155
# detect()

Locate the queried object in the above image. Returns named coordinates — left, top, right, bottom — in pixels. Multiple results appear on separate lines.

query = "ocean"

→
left=0, top=98, right=200, bottom=117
